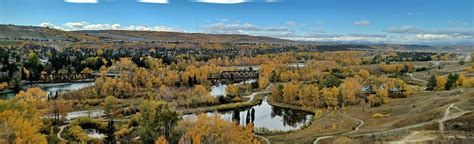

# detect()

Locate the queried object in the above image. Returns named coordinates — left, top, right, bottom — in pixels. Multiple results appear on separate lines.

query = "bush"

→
left=372, top=113, right=389, bottom=118
left=68, top=117, right=107, bottom=142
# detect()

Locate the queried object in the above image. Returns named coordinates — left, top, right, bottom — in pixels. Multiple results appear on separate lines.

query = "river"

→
left=0, top=82, right=95, bottom=100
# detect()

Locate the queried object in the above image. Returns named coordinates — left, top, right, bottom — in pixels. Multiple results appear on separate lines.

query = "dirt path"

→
left=390, top=131, right=435, bottom=144
left=313, top=113, right=364, bottom=144
left=255, top=135, right=270, bottom=144
left=356, top=103, right=470, bottom=138
left=57, top=125, right=68, bottom=142
left=408, top=73, right=427, bottom=83
left=438, top=104, right=468, bottom=132
left=244, top=84, right=271, bottom=102
left=313, top=136, right=334, bottom=144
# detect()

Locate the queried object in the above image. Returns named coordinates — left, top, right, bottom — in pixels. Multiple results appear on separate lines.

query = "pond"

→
left=210, top=79, right=256, bottom=97
left=0, top=82, right=95, bottom=100
left=183, top=97, right=313, bottom=131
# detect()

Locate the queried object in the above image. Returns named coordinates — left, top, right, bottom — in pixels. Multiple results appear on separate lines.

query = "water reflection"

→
left=210, top=79, right=256, bottom=97
left=183, top=97, right=313, bottom=131
left=0, top=82, right=95, bottom=100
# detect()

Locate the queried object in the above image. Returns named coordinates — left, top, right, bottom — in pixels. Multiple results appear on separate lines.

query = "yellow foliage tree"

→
left=155, top=136, right=168, bottom=144
left=178, top=114, right=256, bottom=144
left=435, top=76, right=447, bottom=91
left=16, top=87, right=48, bottom=106
left=358, top=69, right=370, bottom=78
left=226, top=85, right=239, bottom=97
left=462, top=77, right=474, bottom=88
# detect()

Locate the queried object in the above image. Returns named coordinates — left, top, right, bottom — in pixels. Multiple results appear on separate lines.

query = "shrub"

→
left=372, top=113, right=389, bottom=118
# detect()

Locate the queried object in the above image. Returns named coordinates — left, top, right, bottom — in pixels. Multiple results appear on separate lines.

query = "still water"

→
left=183, top=97, right=313, bottom=131
left=0, top=82, right=95, bottom=99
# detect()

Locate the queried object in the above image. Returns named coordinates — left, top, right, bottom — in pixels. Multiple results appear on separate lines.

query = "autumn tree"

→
left=226, top=85, right=239, bottom=99
left=340, top=79, right=357, bottom=105
left=177, top=114, right=256, bottom=144
left=358, top=69, right=370, bottom=78
left=0, top=96, right=47, bottom=143
left=322, top=87, right=339, bottom=109
left=299, top=84, right=319, bottom=107
left=457, top=73, right=466, bottom=86
left=139, top=100, right=180, bottom=143
left=463, top=77, right=474, bottom=88
left=16, top=87, right=48, bottom=107
left=375, top=88, right=389, bottom=104
left=282, top=82, right=299, bottom=103
left=435, top=76, right=447, bottom=91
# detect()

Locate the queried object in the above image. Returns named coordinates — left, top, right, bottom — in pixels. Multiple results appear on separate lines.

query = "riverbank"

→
left=264, top=96, right=361, bottom=144
left=177, top=92, right=267, bottom=115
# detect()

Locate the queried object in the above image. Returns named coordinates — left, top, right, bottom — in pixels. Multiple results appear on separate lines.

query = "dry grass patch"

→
left=267, top=112, right=358, bottom=144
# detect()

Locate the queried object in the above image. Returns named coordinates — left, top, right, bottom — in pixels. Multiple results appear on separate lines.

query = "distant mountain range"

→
left=0, top=24, right=292, bottom=43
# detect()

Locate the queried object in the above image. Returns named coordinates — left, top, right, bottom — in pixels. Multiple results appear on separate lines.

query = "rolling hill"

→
left=0, top=24, right=292, bottom=44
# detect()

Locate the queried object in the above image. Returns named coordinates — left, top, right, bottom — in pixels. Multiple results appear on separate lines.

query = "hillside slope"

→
left=77, top=30, right=292, bottom=43
left=0, top=25, right=98, bottom=41
left=0, top=24, right=291, bottom=44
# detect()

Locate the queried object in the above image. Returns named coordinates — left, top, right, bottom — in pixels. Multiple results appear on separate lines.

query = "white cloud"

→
left=138, top=0, right=169, bottom=4
left=203, top=22, right=290, bottom=35
left=64, top=0, right=98, bottom=3
left=385, top=25, right=422, bottom=34
left=414, top=34, right=470, bottom=41
left=39, top=21, right=180, bottom=32
left=194, top=0, right=249, bottom=4
left=353, top=20, right=370, bottom=26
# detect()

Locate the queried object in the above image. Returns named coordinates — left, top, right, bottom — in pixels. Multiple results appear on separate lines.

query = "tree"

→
left=16, top=87, right=48, bottom=107
left=271, top=85, right=284, bottom=102
left=226, top=85, right=239, bottom=99
left=435, top=76, right=447, bottom=91
left=457, top=73, right=466, bottom=86
left=322, top=87, right=339, bottom=108
left=103, top=96, right=116, bottom=119
left=139, top=100, right=180, bottom=143
left=177, top=114, right=256, bottom=144
left=0, top=98, right=47, bottom=143
left=463, top=77, right=474, bottom=88
left=427, top=75, right=436, bottom=91
left=375, top=88, right=389, bottom=104
left=155, top=136, right=168, bottom=144
left=358, top=69, right=370, bottom=78
left=340, top=79, right=356, bottom=105
left=445, top=74, right=459, bottom=90
left=282, top=82, right=299, bottom=103
left=49, top=99, right=70, bottom=125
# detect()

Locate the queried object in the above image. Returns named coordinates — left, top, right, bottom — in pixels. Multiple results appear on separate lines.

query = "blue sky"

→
left=1, top=0, right=473, bottom=44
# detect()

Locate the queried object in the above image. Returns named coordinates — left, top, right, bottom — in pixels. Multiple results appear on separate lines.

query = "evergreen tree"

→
left=427, top=75, right=436, bottom=91
left=106, top=118, right=115, bottom=144
left=445, top=73, right=459, bottom=90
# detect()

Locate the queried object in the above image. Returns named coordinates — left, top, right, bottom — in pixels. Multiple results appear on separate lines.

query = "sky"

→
left=1, top=0, right=473, bottom=45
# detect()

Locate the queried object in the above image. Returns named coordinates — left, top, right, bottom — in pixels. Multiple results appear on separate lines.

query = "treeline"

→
left=271, top=69, right=413, bottom=109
